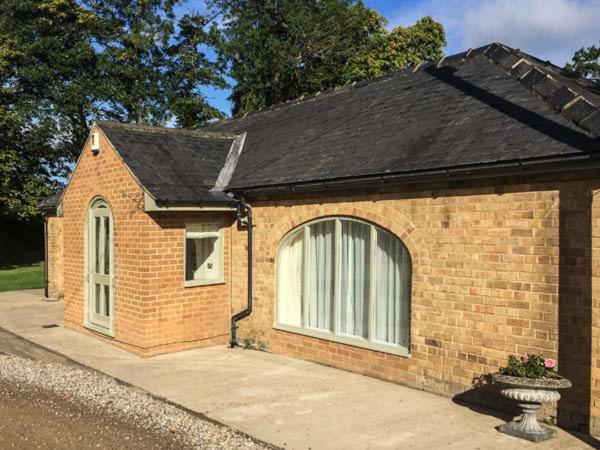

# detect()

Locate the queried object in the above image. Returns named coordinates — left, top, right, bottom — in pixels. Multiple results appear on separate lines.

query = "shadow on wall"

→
left=557, top=184, right=592, bottom=434
left=424, top=69, right=596, bottom=432
left=451, top=184, right=596, bottom=443
left=0, top=216, right=44, bottom=268
left=424, top=65, right=598, bottom=153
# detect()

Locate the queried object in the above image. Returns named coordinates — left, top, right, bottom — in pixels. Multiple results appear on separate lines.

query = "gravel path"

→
left=0, top=354, right=272, bottom=449
left=0, top=381, right=188, bottom=449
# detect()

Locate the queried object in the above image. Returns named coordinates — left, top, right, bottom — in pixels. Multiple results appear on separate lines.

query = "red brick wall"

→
left=61, top=127, right=233, bottom=356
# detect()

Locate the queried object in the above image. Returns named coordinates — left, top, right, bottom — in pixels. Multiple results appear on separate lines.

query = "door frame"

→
left=83, top=197, right=115, bottom=336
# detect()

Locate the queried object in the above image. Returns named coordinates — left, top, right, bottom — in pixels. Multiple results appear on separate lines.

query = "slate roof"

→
left=45, top=42, right=600, bottom=211
left=208, top=43, right=599, bottom=192
left=38, top=191, right=63, bottom=212
left=97, top=121, right=237, bottom=204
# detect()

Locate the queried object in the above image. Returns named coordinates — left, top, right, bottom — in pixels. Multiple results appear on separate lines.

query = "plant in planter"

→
left=492, top=353, right=571, bottom=442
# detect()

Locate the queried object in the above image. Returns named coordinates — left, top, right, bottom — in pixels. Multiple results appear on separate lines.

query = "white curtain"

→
left=277, top=218, right=411, bottom=350
left=339, top=221, right=370, bottom=338
left=374, top=229, right=410, bottom=347
left=307, top=221, right=335, bottom=331
left=277, top=230, right=304, bottom=327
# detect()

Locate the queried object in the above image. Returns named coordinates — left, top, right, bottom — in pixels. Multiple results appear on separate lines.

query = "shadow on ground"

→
left=452, top=380, right=600, bottom=449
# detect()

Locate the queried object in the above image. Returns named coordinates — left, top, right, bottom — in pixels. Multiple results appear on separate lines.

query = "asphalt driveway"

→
left=0, top=289, right=596, bottom=450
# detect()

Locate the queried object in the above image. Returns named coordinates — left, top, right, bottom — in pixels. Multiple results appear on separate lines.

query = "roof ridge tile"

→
left=481, top=44, right=600, bottom=138
left=95, top=120, right=235, bottom=140
left=207, top=42, right=600, bottom=138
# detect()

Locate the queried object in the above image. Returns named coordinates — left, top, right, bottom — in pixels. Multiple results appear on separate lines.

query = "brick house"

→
left=42, top=43, right=600, bottom=434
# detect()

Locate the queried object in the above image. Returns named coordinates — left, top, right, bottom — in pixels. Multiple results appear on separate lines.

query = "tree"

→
left=0, top=0, right=101, bottom=218
left=84, top=0, right=226, bottom=126
left=209, top=0, right=445, bottom=115
left=348, top=17, right=445, bottom=81
left=0, top=0, right=226, bottom=218
left=566, top=42, right=600, bottom=84
left=166, top=13, right=227, bottom=128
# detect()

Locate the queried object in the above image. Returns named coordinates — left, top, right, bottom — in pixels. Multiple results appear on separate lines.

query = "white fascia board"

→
left=143, top=191, right=237, bottom=212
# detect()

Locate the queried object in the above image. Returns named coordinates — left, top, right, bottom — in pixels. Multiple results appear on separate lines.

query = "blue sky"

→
left=183, top=0, right=600, bottom=116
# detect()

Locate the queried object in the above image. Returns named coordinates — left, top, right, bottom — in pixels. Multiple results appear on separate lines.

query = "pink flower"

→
left=527, top=352, right=536, bottom=357
left=544, top=358, right=556, bottom=369
left=520, top=354, right=528, bottom=362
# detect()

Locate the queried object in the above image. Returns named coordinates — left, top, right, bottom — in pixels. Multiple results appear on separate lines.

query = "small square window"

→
left=185, top=224, right=222, bottom=286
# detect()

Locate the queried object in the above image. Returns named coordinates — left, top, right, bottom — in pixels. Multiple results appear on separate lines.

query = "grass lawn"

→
left=0, top=262, right=44, bottom=292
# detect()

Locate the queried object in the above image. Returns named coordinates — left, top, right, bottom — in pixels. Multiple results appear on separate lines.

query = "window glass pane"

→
left=307, top=221, right=335, bottom=331
left=103, top=216, right=110, bottom=275
left=185, top=238, right=219, bottom=280
left=338, top=220, right=370, bottom=338
left=186, top=234, right=219, bottom=281
left=94, top=283, right=101, bottom=314
left=374, top=229, right=411, bottom=347
left=277, top=230, right=304, bottom=327
left=276, top=217, right=412, bottom=355
left=94, top=217, right=101, bottom=274
left=104, top=285, right=110, bottom=317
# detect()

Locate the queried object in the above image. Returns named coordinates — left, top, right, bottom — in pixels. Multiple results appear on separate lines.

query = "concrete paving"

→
left=0, top=289, right=597, bottom=450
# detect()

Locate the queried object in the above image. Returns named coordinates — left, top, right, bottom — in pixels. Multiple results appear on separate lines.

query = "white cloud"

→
left=389, top=0, right=600, bottom=66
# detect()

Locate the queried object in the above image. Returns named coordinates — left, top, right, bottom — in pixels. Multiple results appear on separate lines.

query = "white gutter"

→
left=143, top=192, right=237, bottom=212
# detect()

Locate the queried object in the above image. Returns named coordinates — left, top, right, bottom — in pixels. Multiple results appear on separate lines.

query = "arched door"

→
left=87, top=199, right=113, bottom=332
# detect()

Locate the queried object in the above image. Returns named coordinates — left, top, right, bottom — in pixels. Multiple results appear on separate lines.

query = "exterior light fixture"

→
left=91, top=131, right=100, bottom=156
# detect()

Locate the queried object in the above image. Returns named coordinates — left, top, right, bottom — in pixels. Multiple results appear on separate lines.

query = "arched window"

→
left=276, top=217, right=411, bottom=355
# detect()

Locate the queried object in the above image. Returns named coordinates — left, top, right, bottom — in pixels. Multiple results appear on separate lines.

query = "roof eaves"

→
left=228, top=153, right=600, bottom=195
left=38, top=191, right=63, bottom=213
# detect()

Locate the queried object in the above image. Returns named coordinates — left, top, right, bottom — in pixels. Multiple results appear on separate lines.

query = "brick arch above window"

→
left=81, top=195, right=116, bottom=223
left=270, top=202, right=428, bottom=272
left=88, top=196, right=111, bottom=210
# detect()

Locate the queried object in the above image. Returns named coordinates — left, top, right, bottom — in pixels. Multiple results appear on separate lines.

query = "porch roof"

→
left=97, top=121, right=238, bottom=205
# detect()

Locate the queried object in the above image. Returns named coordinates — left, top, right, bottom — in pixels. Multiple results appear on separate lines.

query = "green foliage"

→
left=349, top=17, right=445, bottom=80
left=83, top=0, right=226, bottom=126
left=0, top=0, right=226, bottom=218
left=209, top=0, right=445, bottom=115
left=565, top=42, right=600, bottom=83
left=499, top=354, right=547, bottom=379
left=1, top=0, right=443, bottom=217
left=166, top=13, right=228, bottom=128
left=0, top=0, right=98, bottom=218
left=0, top=262, right=45, bottom=292
left=543, top=416, right=557, bottom=426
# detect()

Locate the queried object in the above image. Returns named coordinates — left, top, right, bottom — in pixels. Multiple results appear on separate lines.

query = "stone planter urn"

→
left=491, top=373, right=571, bottom=442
